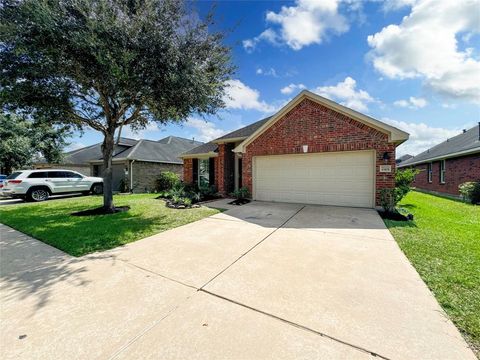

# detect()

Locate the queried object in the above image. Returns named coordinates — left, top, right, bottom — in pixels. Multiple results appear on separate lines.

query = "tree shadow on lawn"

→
left=383, top=219, right=417, bottom=229
left=1, top=207, right=168, bottom=257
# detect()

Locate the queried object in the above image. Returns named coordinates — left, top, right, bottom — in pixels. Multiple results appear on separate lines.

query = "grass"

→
left=0, top=194, right=219, bottom=256
left=384, top=191, right=480, bottom=356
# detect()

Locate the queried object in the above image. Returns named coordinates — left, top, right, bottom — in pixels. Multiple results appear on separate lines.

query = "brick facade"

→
left=130, top=161, right=183, bottom=193
left=408, top=153, right=480, bottom=196
left=183, top=158, right=193, bottom=185
left=183, top=98, right=400, bottom=206
left=242, top=99, right=396, bottom=206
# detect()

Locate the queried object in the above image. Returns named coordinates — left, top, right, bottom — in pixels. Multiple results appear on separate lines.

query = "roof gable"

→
left=234, top=90, right=409, bottom=153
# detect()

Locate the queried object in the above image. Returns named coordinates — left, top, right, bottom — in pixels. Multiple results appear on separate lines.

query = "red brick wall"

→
left=215, top=144, right=226, bottom=194
left=409, top=153, right=480, bottom=195
left=183, top=158, right=193, bottom=184
left=242, top=98, right=397, bottom=206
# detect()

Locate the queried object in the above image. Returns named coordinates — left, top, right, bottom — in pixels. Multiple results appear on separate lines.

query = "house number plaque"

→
left=379, top=165, right=392, bottom=173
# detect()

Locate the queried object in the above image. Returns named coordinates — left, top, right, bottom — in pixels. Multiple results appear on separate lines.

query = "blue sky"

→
left=69, top=0, right=480, bottom=157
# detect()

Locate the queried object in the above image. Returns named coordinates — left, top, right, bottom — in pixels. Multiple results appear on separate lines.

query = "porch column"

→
left=215, top=144, right=226, bottom=195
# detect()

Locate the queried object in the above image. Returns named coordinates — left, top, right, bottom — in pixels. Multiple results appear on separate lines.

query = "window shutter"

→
left=192, top=159, right=198, bottom=185
left=209, top=157, right=215, bottom=185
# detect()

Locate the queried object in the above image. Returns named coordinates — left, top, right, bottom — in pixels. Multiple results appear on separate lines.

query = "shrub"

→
left=380, top=188, right=396, bottom=213
left=199, top=185, right=218, bottom=199
left=118, top=177, right=129, bottom=193
left=395, top=168, right=419, bottom=203
left=231, top=186, right=250, bottom=200
left=469, top=181, right=480, bottom=205
left=154, top=171, right=180, bottom=192
left=459, top=181, right=477, bottom=203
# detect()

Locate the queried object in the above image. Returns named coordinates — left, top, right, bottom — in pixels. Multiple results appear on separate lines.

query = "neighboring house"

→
left=396, top=154, right=413, bottom=164
left=35, top=136, right=203, bottom=192
left=181, top=90, right=409, bottom=208
left=398, top=124, right=480, bottom=197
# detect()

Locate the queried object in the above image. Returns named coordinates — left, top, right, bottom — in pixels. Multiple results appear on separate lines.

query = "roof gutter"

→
left=179, top=152, right=218, bottom=159
left=398, top=147, right=480, bottom=167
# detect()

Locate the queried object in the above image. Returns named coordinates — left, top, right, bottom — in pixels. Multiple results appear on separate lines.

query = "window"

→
left=65, top=171, right=83, bottom=179
left=427, top=163, right=432, bottom=183
left=6, top=172, right=22, bottom=179
left=198, top=159, right=210, bottom=187
left=28, top=172, right=48, bottom=178
left=47, top=171, right=67, bottom=178
left=440, top=160, right=446, bottom=184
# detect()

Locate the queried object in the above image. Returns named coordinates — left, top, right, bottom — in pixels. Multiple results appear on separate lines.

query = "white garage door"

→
left=253, top=151, right=375, bottom=208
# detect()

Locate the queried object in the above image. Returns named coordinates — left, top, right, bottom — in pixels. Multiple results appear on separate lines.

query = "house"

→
left=181, top=90, right=409, bottom=208
left=398, top=124, right=480, bottom=197
left=35, top=136, right=203, bottom=192
left=396, top=154, right=413, bottom=164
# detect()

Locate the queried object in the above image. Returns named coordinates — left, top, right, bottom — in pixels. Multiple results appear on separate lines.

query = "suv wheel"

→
left=27, top=187, right=50, bottom=202
left=91, top=183, right=103, bottom=195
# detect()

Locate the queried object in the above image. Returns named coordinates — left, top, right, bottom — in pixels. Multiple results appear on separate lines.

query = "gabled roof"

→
left=234, top=90, right=409, bottom=153
left=213, top=117, right=271, bottom=142
left=180, top=117, right=270, bottom=157
left=181, top=90, right=410, bottom=158
left=45, top=136, right=202, bottom=165
left=398, top=124, right=480, bottom=167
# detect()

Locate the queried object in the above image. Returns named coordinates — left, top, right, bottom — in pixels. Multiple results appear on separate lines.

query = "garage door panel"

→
left=254, top=151, right=374, bottom=208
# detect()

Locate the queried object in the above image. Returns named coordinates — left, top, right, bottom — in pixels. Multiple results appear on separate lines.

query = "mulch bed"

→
left=71, top=206, right=130, bottom=216
left=378, top=210, right=413, bottom=221
left=228, top=199, right=251, bottom=206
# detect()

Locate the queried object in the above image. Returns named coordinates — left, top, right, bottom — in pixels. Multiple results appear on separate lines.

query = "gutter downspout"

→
left=130, top=160, right=136, bottom=193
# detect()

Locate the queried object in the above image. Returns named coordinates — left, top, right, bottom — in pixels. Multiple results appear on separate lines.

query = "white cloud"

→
left=185, top=118, right=228, bottom=142
left=367, top=0, right=480, bottom=103
left=393, top=96, right=428, bottom=109
left=243, top=29, right=280, bottom=53
left=256, top=67, right=278, bottom=77
left=244, top=0, right=349, bottom=51
left=223, top=79, right=274, bottom=113
left=280, top=83, right=306, bottom=95
left=383, top=118, right=463, bottom=156
left=313, top=77, right=374, bottom=112
left=382, top=0, right=417, bottom=12
left=122, top=122, right=159, bottom=140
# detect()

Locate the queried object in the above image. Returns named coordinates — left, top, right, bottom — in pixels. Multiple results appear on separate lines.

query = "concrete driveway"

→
left=0, top=201, right=475, bottom=360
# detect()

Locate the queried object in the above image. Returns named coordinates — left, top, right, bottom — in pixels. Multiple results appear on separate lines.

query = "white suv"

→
left=1, top=170, right=103, bottom=202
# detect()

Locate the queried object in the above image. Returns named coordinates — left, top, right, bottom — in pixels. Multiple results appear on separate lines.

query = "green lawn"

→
left=0, top=194, right=219, bottom=256
left=384, top=191, right=480, bottom=356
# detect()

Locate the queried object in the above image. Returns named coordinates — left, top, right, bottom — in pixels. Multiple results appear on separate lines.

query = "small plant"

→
left=459, top=181, right=479, bottom=204
left=469, top=181, right=480, bottom=205
left=380, top=188, right=396, bottom=213
left=155, top=171, right=180, bottom=192
left=395, top=168, right=419, bottom=203
left=118, top=177, right=129, bottom=193
left=231, top=186, right=250, bottom=200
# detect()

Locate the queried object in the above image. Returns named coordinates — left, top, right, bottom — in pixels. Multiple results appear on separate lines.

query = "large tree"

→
left=0, top=113, right=71, bottom=174
left=1, top=0, right=234, bottom=212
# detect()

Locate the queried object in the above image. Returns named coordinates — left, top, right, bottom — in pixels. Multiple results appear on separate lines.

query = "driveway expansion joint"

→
left=198, top=205, right=306, bottom=290
left=199, top=288, right=391, bottom=360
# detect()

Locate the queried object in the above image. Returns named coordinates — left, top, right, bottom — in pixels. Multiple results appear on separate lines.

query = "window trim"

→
left=427, top=162, right=433, bottom=183
left=198, top=158, right=210, bottom=187
left=440, top=160, right=446, bottom=184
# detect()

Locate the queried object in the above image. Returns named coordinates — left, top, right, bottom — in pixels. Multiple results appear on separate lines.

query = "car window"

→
left=47, top=171, right=67, bottom=178
left=65, top=171, right=83, bottom=179
left=0, top=175, right=7, bottom=179
left=28, top=172, right=49, bottom=179
left=6, top=172, right=22, bottom=179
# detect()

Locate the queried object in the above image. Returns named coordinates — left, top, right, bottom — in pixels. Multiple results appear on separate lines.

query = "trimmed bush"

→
left=459, top=181, right=480, bottom=204
left=155, top=171, right=180, bottom=192
left=231, top=186, right=250, bottom=200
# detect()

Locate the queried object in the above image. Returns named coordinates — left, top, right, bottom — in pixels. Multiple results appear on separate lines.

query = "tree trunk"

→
left=102, top=131, right=115, bottom=212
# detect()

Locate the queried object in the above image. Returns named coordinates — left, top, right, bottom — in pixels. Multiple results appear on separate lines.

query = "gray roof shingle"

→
left=399, top=124, right=480, bottom=167
left=54, top=136, right=202, bottom=165
left=183, top=117, right=271, bottom=156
